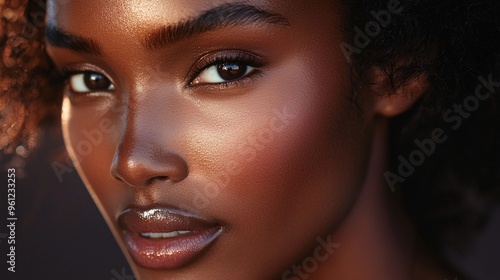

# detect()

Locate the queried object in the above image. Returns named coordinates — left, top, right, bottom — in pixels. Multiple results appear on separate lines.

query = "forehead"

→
left=46, top=0, right=299, bottom=30
left=46, top=0, right=340, bottom=57
left=45, top=0, right=341, bottom=30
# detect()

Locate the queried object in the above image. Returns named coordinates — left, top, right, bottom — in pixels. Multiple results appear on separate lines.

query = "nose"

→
left=110, top=95, right=188, bottom=188
left=111, top=147, right=189, bottom=187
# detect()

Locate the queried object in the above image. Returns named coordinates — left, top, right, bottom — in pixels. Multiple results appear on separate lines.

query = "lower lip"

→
left=123, top=227, right=223, bottom=270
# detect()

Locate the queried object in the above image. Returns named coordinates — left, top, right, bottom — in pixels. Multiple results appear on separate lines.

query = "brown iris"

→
left=83, top=72, right=113, bottom=91
left=217, top=63, right=248, bottom=81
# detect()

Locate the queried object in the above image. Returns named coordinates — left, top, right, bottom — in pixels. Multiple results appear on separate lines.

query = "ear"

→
left=370, top=67, right=429, bottom=117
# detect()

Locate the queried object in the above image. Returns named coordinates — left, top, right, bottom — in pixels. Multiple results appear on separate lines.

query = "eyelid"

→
left=186, top=50, right=264, bottom=87
left=58, top=64, right=117, bottom=100
left=192, top=64, right=256, bottom=85
left=69, top=73, right=116, bottom=92
left=60, top=63, right=116, bottom=85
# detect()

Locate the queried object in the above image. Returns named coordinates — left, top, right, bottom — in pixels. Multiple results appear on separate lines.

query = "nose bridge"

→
left=111, top=85, right=188, bottom=187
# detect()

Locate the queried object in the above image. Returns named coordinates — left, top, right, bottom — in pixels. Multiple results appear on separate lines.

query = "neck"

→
left=311, top=118, right=417, bottom=280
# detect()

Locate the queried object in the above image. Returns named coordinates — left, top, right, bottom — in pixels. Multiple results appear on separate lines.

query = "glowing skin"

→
left=46, top=0, right=455, bottom=279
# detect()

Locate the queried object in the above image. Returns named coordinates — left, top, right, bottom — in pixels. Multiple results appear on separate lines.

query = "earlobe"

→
left=371, top=67, right=429, bottom=118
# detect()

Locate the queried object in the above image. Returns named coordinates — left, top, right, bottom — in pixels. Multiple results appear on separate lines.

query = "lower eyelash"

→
left=199, top=70, right=263, bottom=91
left=188, top=51, right=264, bottom=87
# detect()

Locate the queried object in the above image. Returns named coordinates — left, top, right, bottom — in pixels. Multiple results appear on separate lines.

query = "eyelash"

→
left=58, top=66, right=115, bottom=96
left=56, top=51, right=264, bottom=96
left=187, top=51, right=264, bottom=88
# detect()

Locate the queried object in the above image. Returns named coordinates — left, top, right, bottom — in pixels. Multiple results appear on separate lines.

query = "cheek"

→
left=181, top=60, right=371, bottom=272
left=61, top=97, right=129, bottom=219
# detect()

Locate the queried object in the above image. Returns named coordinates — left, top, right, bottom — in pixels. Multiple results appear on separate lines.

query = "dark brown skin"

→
left=45, top=0, right=455, bottom=279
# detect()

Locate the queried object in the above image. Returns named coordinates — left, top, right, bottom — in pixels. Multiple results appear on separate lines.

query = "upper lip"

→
left=118, top=205, right=224, bottom=270
left=118, top=206, right=220, bottom=234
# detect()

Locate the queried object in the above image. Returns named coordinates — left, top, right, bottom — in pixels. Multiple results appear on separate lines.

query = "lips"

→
left=118, top=207, right=223, bottom=270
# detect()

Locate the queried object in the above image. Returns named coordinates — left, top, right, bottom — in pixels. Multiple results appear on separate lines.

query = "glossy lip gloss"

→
left=118, top=207, right=223, bottom=270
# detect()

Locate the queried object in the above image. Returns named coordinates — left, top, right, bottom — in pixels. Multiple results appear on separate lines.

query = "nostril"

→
left=110, top=150, right=189, bottom=187
left=109, top=122, right=190, bottom=187
left=145, top=176, right=169, bottom=186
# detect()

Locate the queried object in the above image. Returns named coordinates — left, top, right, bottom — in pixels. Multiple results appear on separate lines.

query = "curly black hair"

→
left=0, top=0, right=60, bottom=154
left=1, top=0, right=499, bottom=253
left=341, top=0, right=500, bottom=250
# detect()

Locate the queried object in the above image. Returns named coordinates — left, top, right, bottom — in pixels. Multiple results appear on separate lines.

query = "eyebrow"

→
left=45, top=24, right=103, bottom=56
left=45, top=3, right=288, bottom=55
left=144, top=3, right=289, bottom=50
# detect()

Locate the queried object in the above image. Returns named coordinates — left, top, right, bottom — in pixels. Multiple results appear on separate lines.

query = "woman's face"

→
left=46, top=0, right=379, bottom=279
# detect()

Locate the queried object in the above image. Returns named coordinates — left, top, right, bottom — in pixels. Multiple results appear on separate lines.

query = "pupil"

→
left=84, top=72, right=110, bottom=90
left=217, top=63, right=247, bottom=80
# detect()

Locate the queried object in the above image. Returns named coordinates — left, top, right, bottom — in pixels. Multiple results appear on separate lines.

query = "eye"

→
left=68, top=72, right=115, bottom=93
left=192, top=62, right=256, bottom=85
